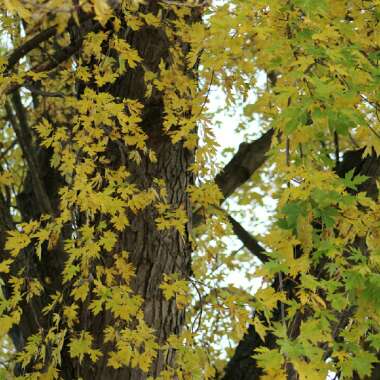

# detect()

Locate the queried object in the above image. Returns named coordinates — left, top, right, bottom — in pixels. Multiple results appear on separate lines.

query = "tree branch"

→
left=0, top=140, right=17, bottom=161
left=193, top=129, right=274, bottom=229
left=227, top=214, right=267, bottom=263
left=4, top=8, right=101, bottom=74
left=5, top=17, right=99, bottom=95
left=5, top=26, right=58, bottom=73
left=6, top=95, right=53, bottom=214
left=24, top=83, right=65, bottom=98
left=215, top=128, right=274, bottom=201
left=193, top=130, right=273, bottom=262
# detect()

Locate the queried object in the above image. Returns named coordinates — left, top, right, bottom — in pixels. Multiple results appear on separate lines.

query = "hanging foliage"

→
left=0, top=0, right=379, bottom=379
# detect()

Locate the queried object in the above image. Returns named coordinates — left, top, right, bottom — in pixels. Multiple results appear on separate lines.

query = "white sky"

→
left=207, top=71, right=275, bottom=290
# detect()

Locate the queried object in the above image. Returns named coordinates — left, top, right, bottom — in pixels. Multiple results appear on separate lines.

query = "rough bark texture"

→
left=1, top=4, right=196, bottom=380
left=84, top=29, right=195, bottom=374
left=2, top=3, right=379, bottom=380
left=101, top=8, right=195, bottom=377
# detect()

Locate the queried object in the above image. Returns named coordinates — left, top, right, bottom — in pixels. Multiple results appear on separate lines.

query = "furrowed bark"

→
left=80, top=5, right=196, bottom=378
left=2, top=3, right=198, bottom=380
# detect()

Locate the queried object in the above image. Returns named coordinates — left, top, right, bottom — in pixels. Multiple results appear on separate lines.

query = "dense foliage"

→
left=0, top=0, right=380, bottom=379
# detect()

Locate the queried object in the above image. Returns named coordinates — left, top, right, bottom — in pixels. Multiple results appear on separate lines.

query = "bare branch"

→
left=215, top=128, right=274, bottom=200
left=24, top=83, right=65, bottom=98
left=193, top=129, right=274, bottom=229
left=5, top=26, right=58, bottom=73
left=5, top=17, right=99, bottom=95
left=6, top=94, right=53, bottom=214
left=0, top=140, right=17, bottom=161
left=226, top=213, right=267, bottom=263
left=193, top=130, right=273, bottom=264
left=4, top=8, right=100, bottom=74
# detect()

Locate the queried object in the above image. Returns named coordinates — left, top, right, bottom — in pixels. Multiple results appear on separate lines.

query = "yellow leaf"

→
left=93, top=0, right=113, bottom=26
left=71, top=282, right=89, bottom=302
left=69, top=332, right=101, bottom=364
left=5, top=230, right=31, bottom=256
left=63, top=304, right=79, bottom=328
left=4, top=0, right=31, bottom=19
left=0, top=259, right=13, bottom=273
left=253, top=318, right=268, bottom=341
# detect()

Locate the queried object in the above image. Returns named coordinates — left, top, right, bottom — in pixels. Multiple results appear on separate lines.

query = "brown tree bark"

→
left=1, top=3, right=197, bottom=379
left=4, top=3, right=379, bottom=380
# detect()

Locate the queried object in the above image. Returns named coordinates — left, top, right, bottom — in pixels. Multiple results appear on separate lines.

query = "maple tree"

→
left=0, top=0, right=380, bottom=379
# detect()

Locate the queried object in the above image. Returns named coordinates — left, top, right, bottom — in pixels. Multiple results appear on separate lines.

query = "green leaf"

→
left=343, top=169, right=368, bottom=190
left=279, top=201, right=307, bottom=231
left=293, top=0, right=328, bottom=15
left=351, top=351, right=378, bottom=378
left=368, top=333, right=380, bottom=351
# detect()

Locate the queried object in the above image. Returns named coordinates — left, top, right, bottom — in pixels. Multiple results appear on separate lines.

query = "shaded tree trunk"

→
left=2, top=3, right=197, bottom=379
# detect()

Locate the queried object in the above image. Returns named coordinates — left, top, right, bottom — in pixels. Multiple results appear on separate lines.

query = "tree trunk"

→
left=2, top=3, right=196, bottom=379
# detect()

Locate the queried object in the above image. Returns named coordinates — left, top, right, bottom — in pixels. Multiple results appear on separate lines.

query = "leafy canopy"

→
left=0, top=0, right=380, bottom=379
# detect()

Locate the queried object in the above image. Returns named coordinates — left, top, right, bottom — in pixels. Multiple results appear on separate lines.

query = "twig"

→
left=196, top=70, right=214, bottom=118
left=189, top=277, right=203, bottom=334
left=24, top=83, right=65, bottom=98
left=348, top=132, right=359, bottom=148
left=334, top=131, right=340, bottom=167
left=0, top=140, right=17, bottom=161
left=160, top=0, right=210, bottom=8
left=5, top=17, right=100, bottom=96
left=368, top=125, right=380, bottom=140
